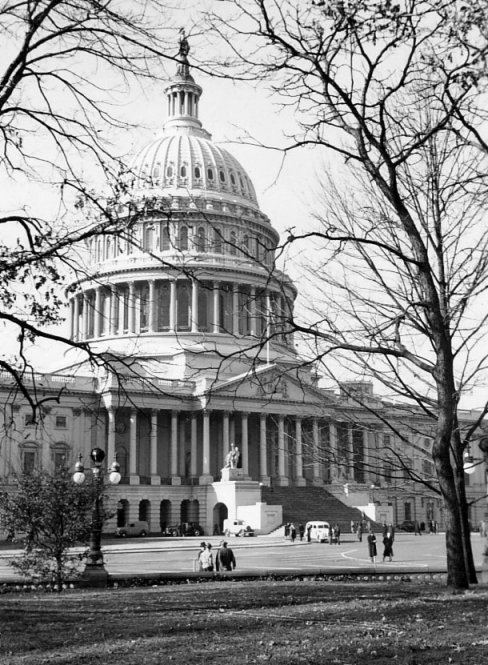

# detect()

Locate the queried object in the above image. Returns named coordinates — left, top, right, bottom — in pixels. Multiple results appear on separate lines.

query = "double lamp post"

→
left=73, top=447, right=121, bottom=586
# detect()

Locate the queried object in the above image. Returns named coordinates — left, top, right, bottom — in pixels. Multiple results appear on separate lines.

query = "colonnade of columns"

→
left=102, top=407, right=372, bottom=487
left=69, top=278, right=293, bottom=345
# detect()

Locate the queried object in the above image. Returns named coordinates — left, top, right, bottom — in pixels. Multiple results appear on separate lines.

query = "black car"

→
left=397, top=520, right=416, bottom=532
left=163, top=522, right=204, bottom=537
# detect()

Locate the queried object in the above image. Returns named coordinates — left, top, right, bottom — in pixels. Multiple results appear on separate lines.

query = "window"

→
left=195, top=226, right=206, bottom=253
left=194, top=166, right=201, bottom=179
left=55, top=416, right=67, bottom=429
left=207, top=167, right=214, bottom=181
left=179, top=226, right=188, bottom=251
left=383, top=434, right=391, bottom=446
left=422, top=459, right=434, bottom=478
left=166, top=165, right=173, bottom=178
left=180, top=165, right=187, bottom=178
left=219, top=169, right=226, bottom=183
left=229, top=231, right=237, bottom=256
left=161, top=225, right=170, bottom=251
left=23, top=450, right=36, bottom=474
left=54, top=452, right=66, bottom=470
left=213, top=228, right=222, bottom=254
left=24, top=413, right=35, bottom=427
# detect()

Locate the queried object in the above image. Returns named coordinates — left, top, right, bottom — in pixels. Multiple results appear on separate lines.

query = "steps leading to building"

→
left=262, top=486, right=382, bottom=533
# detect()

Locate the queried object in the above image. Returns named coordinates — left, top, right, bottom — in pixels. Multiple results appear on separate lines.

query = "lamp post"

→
left=73, top=447, right=121, bottom=587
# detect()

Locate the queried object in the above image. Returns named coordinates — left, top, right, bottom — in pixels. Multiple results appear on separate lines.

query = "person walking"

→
left=215, top=541, right=236, bottom=571
left=306, top=523, right=312, bottom=542
left=200, top=543, right=214, bottom=571
left=334, top=524, right=341, bottom=545
left=194, top=541, right=206, bottom=571
left=367, top=530, right=377, bottom=565
left=298, top=523, right=305, bottom=541
left=357, top=523, right=363, bottom=542
left=290, top=523, right=297, bottom=543
left=284, top=523, right=290, bottom=540
left=382, top=529, right=394, bottom=562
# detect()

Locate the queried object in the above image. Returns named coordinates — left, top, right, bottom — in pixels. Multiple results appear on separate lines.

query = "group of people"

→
left=195, top=541, right=237, bottom=572
left=284, top=523, right=307, bottom=542
left=366, top=523, right=395, bottom=565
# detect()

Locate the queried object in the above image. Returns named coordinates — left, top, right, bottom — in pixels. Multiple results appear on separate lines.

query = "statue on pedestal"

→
left=224, top=444, right=241, bottom=469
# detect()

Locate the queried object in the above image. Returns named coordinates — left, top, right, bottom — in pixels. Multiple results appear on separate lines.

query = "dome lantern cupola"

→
left=163, top=30, right=210, bottom=140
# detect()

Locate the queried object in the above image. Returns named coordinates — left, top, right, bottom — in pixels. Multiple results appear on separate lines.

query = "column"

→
left=171, top=410, right=180, bottom=484
left=241, top=412, right=249, bottom=476
left=259, top=413, right=270, bottom=484
left=295, top=417, right=306, bottom=486
left=118, top=286, right=125, bottom=334
left=150, top=409, right=160, bottom=484
left=213, top=281, right=220, bottom=333
left=80, top=294, right=88, bottom=339
left=232, top=283, right=239, bottom=335
left=107, top=407, right=116, bottom=463
left=312, top=418, right=323, bottom=486
left=129, top=408, right=139, bottom=484
left=169, top=280, right=176, bottom=332
left=94, top=287, right=102, bottom=338
left=348, top=424, right=354, bottom=480
left=249, top=286, right=257, bottom=336
left=191, top=278, right=199, bottom=332
left=190, top=414, right=198, bottom=477
left=149, top=280, right=156, bottom=333
left=200, top=409, right=213, bottom=483
left=178, top=416, right=186, bottom=477
left=223, top=411, right=230, bottom=461
left=129, top=282, right=136, bottom=334
left=73, top=295, right=80, bottom=341
left=109, top=286, right=117, bottom=336
left=277, top=414, right=288, bottom=486
left=329, top=422, right=339, bottom=481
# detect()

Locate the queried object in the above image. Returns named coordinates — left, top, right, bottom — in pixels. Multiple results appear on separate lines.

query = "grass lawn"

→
left=1, top=579, right=488, bottom=664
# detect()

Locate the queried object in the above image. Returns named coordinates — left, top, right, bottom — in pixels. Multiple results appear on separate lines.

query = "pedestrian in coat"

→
left=194, top=541, right=206, bottom=571
left=284, top=523, right=290, bottom=539
left=298, top=523, right=305, bottom=541
left=307, top=524, right=312, bottom=542
left=200, top=543, right=214, bottom=571
left=367, top=531, right=377, bottom=565
left=357, top=523, right=363, bottom=542
left=215, top=541, right=236, bottom=571
left=290, top=523, right=297, bottom=543
left=383, top=530, right=394, bottom=562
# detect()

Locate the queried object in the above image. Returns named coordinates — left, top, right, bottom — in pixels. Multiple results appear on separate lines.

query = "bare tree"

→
left=0, top=0, right=179, bottom=417
left=205, top=0, right=488, bottom=588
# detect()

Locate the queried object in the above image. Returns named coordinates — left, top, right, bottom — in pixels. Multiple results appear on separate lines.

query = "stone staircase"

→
left=261, top=485, right=381, bottom=533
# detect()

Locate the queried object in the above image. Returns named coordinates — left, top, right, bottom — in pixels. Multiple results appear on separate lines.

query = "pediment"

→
left=208, top=364, right=332, bottom=405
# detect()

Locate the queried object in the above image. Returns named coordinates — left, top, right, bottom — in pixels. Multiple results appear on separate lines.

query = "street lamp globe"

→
left=108, top=459, right=121, bottom=485
left=73, top=455, right=86, bottom=485
left=463, top=454, right=477, bottom=475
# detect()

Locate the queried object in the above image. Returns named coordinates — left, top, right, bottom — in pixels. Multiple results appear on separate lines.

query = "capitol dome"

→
left=129, top=53, right=259, bottom=208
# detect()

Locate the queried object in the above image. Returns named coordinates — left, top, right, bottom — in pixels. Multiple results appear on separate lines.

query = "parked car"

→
left=163, top=522, right=204, bottom=537
left=116, top=521, right=149, bottom=537
left=223, top=518, right=255, bottom=537
left=305, top=521, right=330, bottom=542
left=397, top=520, right=416, bottom=532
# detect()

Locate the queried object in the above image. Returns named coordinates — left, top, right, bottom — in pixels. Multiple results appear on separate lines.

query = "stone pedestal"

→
left=221, top=467, right=245, bottom=482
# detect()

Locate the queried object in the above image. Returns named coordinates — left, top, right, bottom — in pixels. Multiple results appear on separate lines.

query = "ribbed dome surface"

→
left=130, top=133, right=259, bottom=207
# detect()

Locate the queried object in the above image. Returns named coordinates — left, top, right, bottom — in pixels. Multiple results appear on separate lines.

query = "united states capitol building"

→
left=0, top=46, right=485, bottom=535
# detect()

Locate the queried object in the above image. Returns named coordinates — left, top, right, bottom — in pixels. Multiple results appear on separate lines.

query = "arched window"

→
left=161, top=224, right=171, bottom=251
left=176, top=282, right=190, bottom=330
left=213, top=227, right=222, bottom=253
left=140, top=284, right=149, bottom=332
left=144, top=225, right=154, bottom=251
left=179, top=226, right=188, bottom=251
left=194, top=166, right=201, bottom=179
left=157, top=283, right=170, bottom=330
left=207, top=167, right=214, bottom=181
left=219, top=169, right=226, bottom=183
left=242, top=234, right=249, bottom=257
left=195, top=226, right=206, bottom=252
left=229, top=230, right=237, bottom=256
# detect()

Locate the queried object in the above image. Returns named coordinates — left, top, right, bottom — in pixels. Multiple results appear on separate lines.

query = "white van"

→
left=305, top=521, right=330, bottom=543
